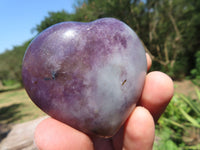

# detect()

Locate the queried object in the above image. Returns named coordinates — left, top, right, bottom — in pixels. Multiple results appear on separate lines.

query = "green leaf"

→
left=163, top=118, right=185, bottom=129
left=164, top=140, right=179, bottom=150
left=184, top=144, right=200, bottom=150
left=195, top=87, right=200, bottom=102
left=179, top=107, right=200, bottom=128
left=180, top=94, right=200, bottom=116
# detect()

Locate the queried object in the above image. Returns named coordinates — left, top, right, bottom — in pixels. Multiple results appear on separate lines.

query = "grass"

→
left=0, top=87, right=45, bottom=125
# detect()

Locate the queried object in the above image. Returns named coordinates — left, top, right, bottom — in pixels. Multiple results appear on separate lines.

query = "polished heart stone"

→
left=22, top=18, right=147, bottom=137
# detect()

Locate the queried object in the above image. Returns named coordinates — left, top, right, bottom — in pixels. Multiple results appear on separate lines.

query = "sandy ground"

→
left=174, top=80, right=199, bottom=99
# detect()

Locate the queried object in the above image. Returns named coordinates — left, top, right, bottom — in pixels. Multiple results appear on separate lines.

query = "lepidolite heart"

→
left=22, top=18, right=147, bottom=137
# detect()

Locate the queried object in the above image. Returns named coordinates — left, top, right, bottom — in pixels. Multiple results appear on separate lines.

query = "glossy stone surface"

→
left=22, top=18, right=147, bottom=137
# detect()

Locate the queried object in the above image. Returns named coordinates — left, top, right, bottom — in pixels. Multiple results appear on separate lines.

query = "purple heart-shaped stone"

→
left=22, top=18, right=147, bottom=137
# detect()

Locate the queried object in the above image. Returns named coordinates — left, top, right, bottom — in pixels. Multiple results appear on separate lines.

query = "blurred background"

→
left=0, top=0, right=200, bottom=149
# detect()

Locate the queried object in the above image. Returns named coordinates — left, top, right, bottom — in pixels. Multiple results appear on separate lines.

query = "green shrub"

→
left=2, top=80, right=18, bottom=86
left=154, top=87, right=200, bottom=149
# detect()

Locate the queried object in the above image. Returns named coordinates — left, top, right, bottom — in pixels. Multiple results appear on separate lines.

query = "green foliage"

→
left=155, top=88, right=200, bottom=149
left=146, top=0, right=200, bottom=78
left=2, top=80, right=18, bottom=86
left=0, top=39, right=31, bottom=85
left=34, top=10, right=74, bottom=33
left=154, top=128, right=179, bottom=150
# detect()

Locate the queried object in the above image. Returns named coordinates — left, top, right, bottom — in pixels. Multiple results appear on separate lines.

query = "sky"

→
left=0, top=0, right=76, bottom=54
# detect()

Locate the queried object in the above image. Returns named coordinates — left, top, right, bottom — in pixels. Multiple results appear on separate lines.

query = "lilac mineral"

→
left=22, top=18, right=147, bottom=137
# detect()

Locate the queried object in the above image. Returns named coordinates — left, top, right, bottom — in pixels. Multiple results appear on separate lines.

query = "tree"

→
left=145, top=0, right=183, bottom=76
left=144, top=0, right=200, bottom=79
left=34, top=10, right=74, bottom=33
left=0, top=40, right=31, bottom=85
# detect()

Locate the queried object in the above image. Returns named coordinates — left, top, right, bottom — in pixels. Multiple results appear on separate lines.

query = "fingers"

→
left=139, top=71, right=174, bottom=121
left=34, top=117, right=94, bottom=150
left=146, top=53, right=152, bottom=71
left=123, top=107, right=155, bottom=150
left=34, top=53, right=172, bottom=150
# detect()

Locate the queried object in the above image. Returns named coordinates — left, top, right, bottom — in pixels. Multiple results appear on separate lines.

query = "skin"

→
left=34, top=53, right=174, bottom=150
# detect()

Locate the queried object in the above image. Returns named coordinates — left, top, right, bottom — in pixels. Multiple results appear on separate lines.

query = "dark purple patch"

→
left=113, top=33, right=127, bottom=48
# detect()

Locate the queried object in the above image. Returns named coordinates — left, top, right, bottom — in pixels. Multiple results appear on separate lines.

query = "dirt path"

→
left=174, top=80, right=199, bottom=99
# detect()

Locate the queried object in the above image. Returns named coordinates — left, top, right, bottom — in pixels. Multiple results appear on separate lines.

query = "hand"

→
left=34, top=54, right=174, bottom=150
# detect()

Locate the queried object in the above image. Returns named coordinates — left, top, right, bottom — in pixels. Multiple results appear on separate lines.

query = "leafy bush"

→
left=154, top=87, right=200, bottom=149
left=2, top=80, right=18, bottom=86
left=0, top=40, right=31, bottom=86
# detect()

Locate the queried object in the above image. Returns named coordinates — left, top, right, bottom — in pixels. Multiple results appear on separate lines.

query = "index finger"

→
left=139, top=71, right=174, bottom=121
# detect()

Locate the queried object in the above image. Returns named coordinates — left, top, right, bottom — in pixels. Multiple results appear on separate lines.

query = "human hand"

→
left=34, top=54, right=174, bottom=150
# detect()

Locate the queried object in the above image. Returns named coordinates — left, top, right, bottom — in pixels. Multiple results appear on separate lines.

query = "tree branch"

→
left=140, top=39, right=168, bottom=66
